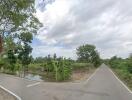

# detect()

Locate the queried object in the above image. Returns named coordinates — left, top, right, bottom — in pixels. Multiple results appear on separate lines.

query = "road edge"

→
left=84, top=67, right=100, bottom=84
left=108, top=67, right=132, bottom=94
left=0, top=85, right=22, bottom=100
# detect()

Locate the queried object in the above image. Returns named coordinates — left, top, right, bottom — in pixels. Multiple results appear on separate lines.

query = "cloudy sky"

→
left=32, top=0, right=132, bottom=59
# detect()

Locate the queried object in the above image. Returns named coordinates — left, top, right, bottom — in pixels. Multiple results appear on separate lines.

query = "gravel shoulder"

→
left=0, top=88, right=17, bottom=100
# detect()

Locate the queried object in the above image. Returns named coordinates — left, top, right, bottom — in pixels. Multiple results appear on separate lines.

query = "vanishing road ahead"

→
left=0, top=64, right=132, bottom=100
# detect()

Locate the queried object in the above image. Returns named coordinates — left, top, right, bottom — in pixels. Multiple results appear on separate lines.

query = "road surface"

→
left=0, top=64, right=132, bottom=100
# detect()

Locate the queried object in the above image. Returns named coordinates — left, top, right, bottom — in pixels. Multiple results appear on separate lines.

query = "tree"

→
left=7, top=50, right=17, bottom=72
left=0, top=0, right=42, bottom=53
left=53, top=53, right=57, bottom=60
left=76, top=44, right=101, bottom=66
left=91, top=52, right=101, bottom=67
left=0, top=0, right=42, bottom=33
left=4, top=35, right=17, bottom=72
left=17, top=33, right=33, bottom=77
left=0, top=0, right=42, bottom=75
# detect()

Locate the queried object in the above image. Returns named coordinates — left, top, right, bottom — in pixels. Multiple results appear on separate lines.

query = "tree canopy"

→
left=0, top=0, right=42, bottom=53
left=76, top=44, right=101, bottom=67
left=0, top=0, right=42, bottom=77
left=0, top=0, right=42, bottom=34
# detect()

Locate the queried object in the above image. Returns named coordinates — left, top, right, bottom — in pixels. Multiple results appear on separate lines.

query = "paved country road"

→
left=0, top=64, right=132, bottom=100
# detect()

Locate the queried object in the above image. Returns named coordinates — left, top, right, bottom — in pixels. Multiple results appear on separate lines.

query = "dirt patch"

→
left=0, top=88, right=17, bottom=100
left=71, top=68, right=95, bottom=82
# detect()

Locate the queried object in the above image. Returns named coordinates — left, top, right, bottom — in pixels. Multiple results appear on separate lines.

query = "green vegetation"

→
left=76, top=44, right=101, bottom=67
left=28, top=55, right=72, bottom=81
left=27, top=44, right=101, bottom=82
left=0, top=44, right=101, bottom=82
left=0, top=0, right=42, bottom=77
left=107, top=55, right=132, bottom=89
left=0, top=0, right=101, bottom=82
left=28, top=56, right=95, bottom=82
left=42, top=56, right=72, bottom=81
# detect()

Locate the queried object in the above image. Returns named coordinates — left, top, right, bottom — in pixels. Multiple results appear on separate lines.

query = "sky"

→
left=32, top=0, right=132, bottom=59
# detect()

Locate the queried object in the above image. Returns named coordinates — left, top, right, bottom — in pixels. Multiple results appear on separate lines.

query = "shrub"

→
left=44, top=58, right=72, bottom=81
left=109, top=56, right=132, bottom=89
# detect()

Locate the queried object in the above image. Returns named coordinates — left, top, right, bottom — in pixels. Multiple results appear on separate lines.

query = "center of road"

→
left=27, top=82, right=41, bottom=88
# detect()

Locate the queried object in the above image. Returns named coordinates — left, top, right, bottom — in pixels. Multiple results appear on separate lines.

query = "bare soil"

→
left=71, top=68, right=95, bottom=82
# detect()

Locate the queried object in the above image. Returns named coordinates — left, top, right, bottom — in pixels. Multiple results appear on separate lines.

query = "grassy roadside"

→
left=111, top=68, right=132, bottom=91
left=0, top=88, right=17, bottom=100
left=107, top=57, right=132, bottom=91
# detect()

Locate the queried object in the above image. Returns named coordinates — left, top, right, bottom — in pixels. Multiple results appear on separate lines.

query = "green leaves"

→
left=7, top=50, right=16, bottom=64
left=7, top=49, right=17, bottom=72
left=0, top=0, right=42, bottom=37
left=0, top=0, right=42, bottom=76
left=76, top=44, right=101, bottom=67
left=109, top=55, right=132, bottom=89
left=77, top=44, right=96, bottom=62
left=18, top=43, right=32, bottom=65
left=45, top=58, right=72, bottom=81
left=0, top=0, right=34, bottom=33
left=54, top=59, right=71, bottom=81
left=19, top=32, right=33, bottom=43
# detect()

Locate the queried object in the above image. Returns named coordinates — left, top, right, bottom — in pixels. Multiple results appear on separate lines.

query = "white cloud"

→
left=33, top=0, right=132, bottom=59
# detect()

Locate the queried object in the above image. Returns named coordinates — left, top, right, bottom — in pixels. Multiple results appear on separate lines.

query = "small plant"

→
left=45, top=58, right=72, bottom=81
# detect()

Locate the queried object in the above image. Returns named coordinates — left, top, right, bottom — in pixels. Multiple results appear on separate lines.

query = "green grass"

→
left=109, top=58, right=132, bottom=90
left=113, top=69, right=132, bottom=90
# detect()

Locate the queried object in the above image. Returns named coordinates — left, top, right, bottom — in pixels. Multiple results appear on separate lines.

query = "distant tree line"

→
left=32, top=53, right=74, bottom=64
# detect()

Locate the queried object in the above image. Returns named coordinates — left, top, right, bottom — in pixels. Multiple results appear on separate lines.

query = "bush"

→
left=126, top=59, right=132, bottom=74
left=109, top=56, right=132, bottom=89
left=44, top=59, right=72, bottom=81
left=115, top=69, right=132, bottom=89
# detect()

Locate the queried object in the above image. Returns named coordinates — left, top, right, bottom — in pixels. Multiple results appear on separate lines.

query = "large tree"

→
left=0, top=0, right=42, bottom=53
left=76, top=44, right=101, bottom=67
left=0, top=0, right=42, bottom=76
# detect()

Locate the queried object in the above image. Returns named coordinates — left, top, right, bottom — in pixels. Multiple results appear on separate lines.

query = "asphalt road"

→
left=0, top=64, right=132, bottom=100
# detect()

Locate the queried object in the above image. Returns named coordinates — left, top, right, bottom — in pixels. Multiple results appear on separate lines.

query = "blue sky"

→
left=32, top=0, right=132, bottom=59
